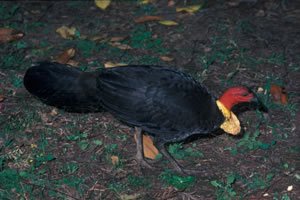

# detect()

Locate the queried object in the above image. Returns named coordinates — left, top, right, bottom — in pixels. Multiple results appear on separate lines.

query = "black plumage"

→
left=24, top=62, right=226, bottom=173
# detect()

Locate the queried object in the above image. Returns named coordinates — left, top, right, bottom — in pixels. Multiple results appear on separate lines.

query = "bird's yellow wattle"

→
left=216, top=100, right=241, bottom=135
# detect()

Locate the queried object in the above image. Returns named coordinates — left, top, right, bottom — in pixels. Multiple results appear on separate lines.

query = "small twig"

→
left=36, top=3, right=54, bottom=22
left=21, top=179, right=81, bottom=200
left=0, top=71, right=7, bottom=77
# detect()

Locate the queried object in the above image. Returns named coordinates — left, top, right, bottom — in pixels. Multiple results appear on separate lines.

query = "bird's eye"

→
left=241, top=92, right=249, bottom=96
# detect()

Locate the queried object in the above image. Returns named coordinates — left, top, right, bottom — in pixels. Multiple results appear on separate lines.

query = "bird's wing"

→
left=97, top=66, right=224, bottom=141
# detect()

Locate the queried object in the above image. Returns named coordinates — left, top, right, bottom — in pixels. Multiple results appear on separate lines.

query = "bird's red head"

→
left=219, top=86, right=256, bottom=110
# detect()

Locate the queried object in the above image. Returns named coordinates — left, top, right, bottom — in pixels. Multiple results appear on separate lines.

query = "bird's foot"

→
left=135, top=152, right=155, bottom=170
left=137, top=158, right=154, bottom=169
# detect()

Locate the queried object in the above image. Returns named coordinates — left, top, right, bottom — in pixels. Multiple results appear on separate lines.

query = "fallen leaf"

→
left=56, top=26, right=76, bottom=39
left=90, top=34, right=108, bottom=42
left=176, top=5, right=203, bottom=14
left=228, top=0, right=240, bottom=7
left=109, top=42, right=132, bottom=50
left=104, top=62, right=127, bottom=68
left=139, top=0, right=153, bottom=4
left=0, top=28, right=24, bottom=43
left=55, top=48, right=76, bottom=64
left=280, top=92, right=288, bottom=104
left=158, top=20, right=178, bottom=26
left=66, top=60, right=79, bottom=67
left=204, top=47, right=212, bottom=53
left=160, top=56, right=174, bottom=62
left=50, top=108, right=58, bottom=116
left=110, top=36, right=126, bottom=42
left=263, top=193, right=270, bottom=197
left=0, top=95, right=5, bottom=102
left=287, top=185, right=293, bottom=191
left=270, top=84, right=288, bottom=104
left=134, top=15, right=162, bottom=23
left=111, top=155, right=119, bottom=165
left=119, top=193, right=141, bottom=200
left=95, top=0, right=111, bottom=10
left=134, top=134, right=159, bottom=160
left=257, top=87, right=264, bottom=93
left=168, top=0, right=175, bottom=7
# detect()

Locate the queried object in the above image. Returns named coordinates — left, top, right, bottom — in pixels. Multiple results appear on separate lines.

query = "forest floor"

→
left=0, top=0, right=299, bottom=199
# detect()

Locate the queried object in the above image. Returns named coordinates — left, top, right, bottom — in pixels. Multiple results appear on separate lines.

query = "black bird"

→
left=24, top=62, right=260, bottom=174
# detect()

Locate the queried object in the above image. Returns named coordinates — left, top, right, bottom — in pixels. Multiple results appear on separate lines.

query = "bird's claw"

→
left=137, top=159, right=154, bottom=169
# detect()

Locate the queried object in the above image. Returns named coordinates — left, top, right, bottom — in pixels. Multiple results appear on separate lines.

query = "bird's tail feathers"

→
left=23, top=62, right=101, bottom=112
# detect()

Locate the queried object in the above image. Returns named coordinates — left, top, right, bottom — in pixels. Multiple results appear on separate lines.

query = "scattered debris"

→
left=111, top=155, right=119, bottom=165
left=134, top=15, right=162, bottom=23
left=176, top=5, right=203, bottom=14
left=0, top=28, right=24, bottom=43
left=104, top=62, right=127, bottom=68
left=270, top=84, right=288, bottom=104
left=56, top=26, right=77, bottom=39
left=55, top=48, right=76, bottom=64
left=0, top=94, right=5, bottom=102
left=158, top=20, right=178, bottom=26
left=160, top=56, right=174, bottom=62
left=95, top=0, right=111, bottom=10
left=287, top=185, right=293, bottom=191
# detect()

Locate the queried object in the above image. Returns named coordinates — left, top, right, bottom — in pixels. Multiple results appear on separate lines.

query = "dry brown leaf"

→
left=270, top=84, right=288, bottom=104
left=0, top=28, right=24, bottom=43
left=280, top=92, right=288, bottom=104
left=56, top=26, right=76, bottom=39
left=160, top=56, right=174, bottom=62
left=104, top=62, right=127, bottom=68
left=109, top=42, right=132, bottom=50
left=168, top=0, right=175, bottom=7
left=90, top=34, right=108, bottom=42
left=110, top=36, right=126, bottom=42
left=50, top=108, right=58, bottom=116
left=0, top=95, right=5, bottom=102
left=66, top=60, right=79, bottom=67
left=134, top=134, right=159, bottom=160
left=111, top=155, right=119, bottom=165
left=119, top=193, right=141, bottom=200
left=55, top=48, right=76, bottom=64
left=134, top=15, right=162, bottom=23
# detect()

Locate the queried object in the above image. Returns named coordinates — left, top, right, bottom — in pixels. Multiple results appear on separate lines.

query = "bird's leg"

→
left=156, top=142, right=204, bottom=175
left=156, top=142, right=186, bottom=175
left=135, top=127, right=153, bottom=169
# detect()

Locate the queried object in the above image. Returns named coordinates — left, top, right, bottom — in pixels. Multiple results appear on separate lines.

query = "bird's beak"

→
left=250, top=95, right=268, bottom=113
